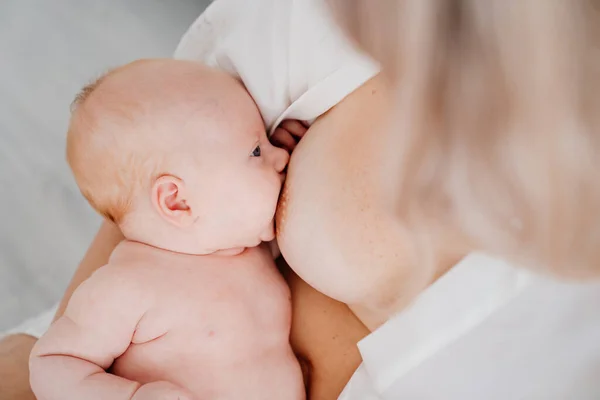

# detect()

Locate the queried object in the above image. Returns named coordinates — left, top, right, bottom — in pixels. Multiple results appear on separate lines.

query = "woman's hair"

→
left=329, top=0, right=600, bottom=276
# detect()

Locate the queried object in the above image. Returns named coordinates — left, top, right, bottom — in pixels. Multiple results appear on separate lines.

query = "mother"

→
left=3, top=0, right=600, bottom=399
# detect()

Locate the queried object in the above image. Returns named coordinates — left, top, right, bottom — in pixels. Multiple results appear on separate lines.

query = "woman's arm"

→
left=0, top=220, right=123, bottom=400
left=0, top=334, right=37, bottom=400
left=278, top=258, right=369, bottom=400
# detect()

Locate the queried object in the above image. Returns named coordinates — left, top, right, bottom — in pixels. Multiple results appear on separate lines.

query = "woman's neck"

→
left=351, top=228, right=471, bottom=332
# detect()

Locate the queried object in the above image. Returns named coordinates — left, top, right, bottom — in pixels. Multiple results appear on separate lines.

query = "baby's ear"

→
left=151, top=175, right=194, bottom=227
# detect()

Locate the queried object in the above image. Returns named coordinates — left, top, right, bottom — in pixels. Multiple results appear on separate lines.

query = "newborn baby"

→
left=29, top=59, right=305, bottom=400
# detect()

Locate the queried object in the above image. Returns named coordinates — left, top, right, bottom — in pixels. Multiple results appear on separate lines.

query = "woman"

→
left=2, top=1, right=600, bottom=399
left=328, top=0, right=600, bottom=277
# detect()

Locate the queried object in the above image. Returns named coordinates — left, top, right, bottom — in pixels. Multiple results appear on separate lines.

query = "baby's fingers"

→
left=279, top=119, right=308, bottom=139
left=271, top=128, right=297, bottom=152
left=132, top=381, right=195, bottom=400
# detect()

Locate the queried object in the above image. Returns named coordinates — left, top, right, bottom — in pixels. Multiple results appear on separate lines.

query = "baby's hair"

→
left=66, top=68, right=150, bottom=225
left=70, top=72, right=109, bottom=113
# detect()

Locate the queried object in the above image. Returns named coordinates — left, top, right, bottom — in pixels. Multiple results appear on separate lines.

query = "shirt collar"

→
left=357, top=252, right=536, bottom=394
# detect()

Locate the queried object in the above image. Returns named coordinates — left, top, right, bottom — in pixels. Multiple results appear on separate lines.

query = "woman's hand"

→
left=0, top=334, right=37, bottom=400
left=271, top=120, right=308, bottom=153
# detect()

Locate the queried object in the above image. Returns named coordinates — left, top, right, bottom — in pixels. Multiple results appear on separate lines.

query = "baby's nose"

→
left=272, top=145, right=290, bottom=173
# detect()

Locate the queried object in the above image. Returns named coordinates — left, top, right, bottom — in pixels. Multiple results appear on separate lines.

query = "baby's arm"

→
left=29, top=266, right=190, bottom=400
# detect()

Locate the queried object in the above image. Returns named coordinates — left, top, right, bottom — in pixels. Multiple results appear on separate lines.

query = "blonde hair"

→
left=330, top=0, right=600, bottom=276
left=66, top=71, right=159, bottom=224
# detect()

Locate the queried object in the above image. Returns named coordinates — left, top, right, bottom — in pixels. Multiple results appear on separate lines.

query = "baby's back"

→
left=109, top=242, right=304, bottom=399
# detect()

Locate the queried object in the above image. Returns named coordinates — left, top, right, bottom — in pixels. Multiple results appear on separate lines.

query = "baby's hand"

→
left=132, top=381, right=195, bottom=400
left=271, top=120, right=308, bottom=153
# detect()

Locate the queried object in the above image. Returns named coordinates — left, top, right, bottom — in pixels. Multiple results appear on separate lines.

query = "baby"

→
left=29, top=59, right=305, bottom=400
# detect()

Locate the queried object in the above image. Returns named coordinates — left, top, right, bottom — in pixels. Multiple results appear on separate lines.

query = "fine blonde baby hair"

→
left=66, top=66, right=159, bottom=224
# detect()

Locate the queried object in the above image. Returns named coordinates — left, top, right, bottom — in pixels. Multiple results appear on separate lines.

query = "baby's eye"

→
left=250, top=144, right=261, bottom=157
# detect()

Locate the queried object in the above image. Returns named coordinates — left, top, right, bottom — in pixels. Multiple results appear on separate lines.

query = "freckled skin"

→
left=276, top=76, right=432, bottom=330
left=276, top=179, right=291, bottom=239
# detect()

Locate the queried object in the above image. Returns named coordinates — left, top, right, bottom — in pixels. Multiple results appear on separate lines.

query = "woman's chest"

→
left=276, top=77, right=423, bottom=327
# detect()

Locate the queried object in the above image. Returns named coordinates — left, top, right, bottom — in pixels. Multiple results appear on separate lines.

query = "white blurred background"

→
left=0, top=0, right=211, bottom=331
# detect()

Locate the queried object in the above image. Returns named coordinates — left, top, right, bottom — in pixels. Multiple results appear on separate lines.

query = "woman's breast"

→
left=276, top=76, right=422, bottom=323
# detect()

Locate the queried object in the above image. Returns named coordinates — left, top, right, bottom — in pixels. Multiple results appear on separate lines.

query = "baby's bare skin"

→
left=31, top=242, right=303, bottom=400
left=29, top=60, right=304, bottom=400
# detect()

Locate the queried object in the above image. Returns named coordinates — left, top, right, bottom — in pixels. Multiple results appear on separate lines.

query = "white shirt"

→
left=341, top=253, right=600, bottom=399
left=9, top=1, right=600, bottom=398
left=174, top=0, right=379, bottom=134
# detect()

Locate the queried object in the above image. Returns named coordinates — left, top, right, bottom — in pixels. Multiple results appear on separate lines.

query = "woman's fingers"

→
left=271, top=128, right=297, bottom=152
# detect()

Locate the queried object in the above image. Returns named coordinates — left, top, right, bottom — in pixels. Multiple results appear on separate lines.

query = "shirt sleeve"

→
left=174, top=0, right=379, bottom=133
left=337, top=364, right=384, bottom=400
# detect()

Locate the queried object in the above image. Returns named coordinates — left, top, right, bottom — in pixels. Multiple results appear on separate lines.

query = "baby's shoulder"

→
left=81, top=261, right=149, bottom=297
left=62, top=260, right=153, bottom=322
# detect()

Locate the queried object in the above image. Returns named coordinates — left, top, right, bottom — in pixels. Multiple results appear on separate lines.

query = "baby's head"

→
left=67, top=59, right=289, bottom=254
